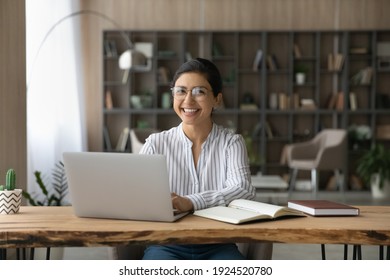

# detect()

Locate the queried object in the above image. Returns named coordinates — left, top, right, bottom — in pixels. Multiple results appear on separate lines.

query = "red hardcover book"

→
left=287, top=200, right=360, bottom=216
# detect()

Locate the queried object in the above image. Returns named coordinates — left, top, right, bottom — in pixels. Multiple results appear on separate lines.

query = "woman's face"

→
left=172, top=72, right=221, bottom=128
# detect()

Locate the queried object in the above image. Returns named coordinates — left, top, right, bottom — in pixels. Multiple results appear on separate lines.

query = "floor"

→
left=58, top=190, right=389, bottom=260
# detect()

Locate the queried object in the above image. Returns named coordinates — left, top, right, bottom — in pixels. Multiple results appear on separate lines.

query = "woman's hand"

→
left=171, top=192, right=194, bottom=213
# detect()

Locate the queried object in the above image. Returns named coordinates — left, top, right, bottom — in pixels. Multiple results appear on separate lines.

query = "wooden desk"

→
left=0, top=206, right=390, bottom=249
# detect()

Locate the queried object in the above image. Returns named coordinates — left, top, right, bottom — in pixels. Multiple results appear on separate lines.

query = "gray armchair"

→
left=286, top=129, right=347, bottom=198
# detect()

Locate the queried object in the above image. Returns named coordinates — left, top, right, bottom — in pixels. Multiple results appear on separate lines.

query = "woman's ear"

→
left=214, top=93, right=223, bottom=109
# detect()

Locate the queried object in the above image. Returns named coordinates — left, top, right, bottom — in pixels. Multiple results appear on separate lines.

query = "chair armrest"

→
left=315, top=140, right=347, bottom=170
left=288, top=140, right=319, bottom=160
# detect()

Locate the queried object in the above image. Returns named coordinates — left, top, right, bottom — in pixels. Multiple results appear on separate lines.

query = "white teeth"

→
left=183, top=109, right=197, bottom=113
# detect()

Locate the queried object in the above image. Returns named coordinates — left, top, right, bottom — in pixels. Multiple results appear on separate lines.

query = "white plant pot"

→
left=0, top=189, right=22, bottom=214
left=296, top=73, right=306, bottom=85
left=371, top=174, right=390, bottom=199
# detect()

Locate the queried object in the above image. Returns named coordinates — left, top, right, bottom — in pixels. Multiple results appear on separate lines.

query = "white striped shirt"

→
left=140, top=123, right=255, bottom=210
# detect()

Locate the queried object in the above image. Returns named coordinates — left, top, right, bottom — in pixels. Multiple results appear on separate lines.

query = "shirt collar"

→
left=178, top=122, right=217, bottom=148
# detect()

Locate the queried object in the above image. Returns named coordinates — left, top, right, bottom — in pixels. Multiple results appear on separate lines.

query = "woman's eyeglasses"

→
left=171, top=86, right=212, bottom=101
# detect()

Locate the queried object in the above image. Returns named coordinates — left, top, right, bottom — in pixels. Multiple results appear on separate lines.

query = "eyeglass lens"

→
left=171, top=86, right=209, bottom=100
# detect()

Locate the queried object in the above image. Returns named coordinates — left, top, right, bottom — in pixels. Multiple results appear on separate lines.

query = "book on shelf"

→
left=335, top=91, right=344, bottom=111
left=193, top=199, right=305, bottom=225
left=349, top=92, right=358, bottom=111
left=158, top=67, right=170, bottom=84
left=334, top=53, right=344, bottom=70
left=293, top=44, right=302, bottom=58
left=327, top=53, right=344, bottom=71
left=350, top=67, right=373, bottom=85
left=103, top=40, right=113, bottom=57
left=300, top=98, right=316, bottom=110
left=268, top=92, right=278, bottom=109
left=105, top=90, right=113, bottom=109
left=292, top=93, right=300, bottom=109
left=103, top=40, right=118, bottom=58
left=239, top=103, right=258, bottom=110
left=103, top=126, right=112, bottom=151
left=278, top=92, right=288, bottom=110
left=252, top=49, right=263, bottom=71
left=288, top=200, right=360, bottom=216
left=266, top=54, right=278, bottom=71
left=326, top=93, right=337, bottom=109
left=108, top=41, right=118, bottom=57
left=265, top=122, right=274, bottom=139
left=121, top=69, right=129, bottom=84
left=115, top=127, right=130, bottom=152
left=350, top=47, right=368, bottom=54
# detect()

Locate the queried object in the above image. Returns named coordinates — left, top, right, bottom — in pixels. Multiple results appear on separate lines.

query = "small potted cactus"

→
left=0, top=169, right=22, bottom=214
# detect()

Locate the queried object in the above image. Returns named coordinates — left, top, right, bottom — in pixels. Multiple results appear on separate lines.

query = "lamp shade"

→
left=118, top=49, right=147, bottom=70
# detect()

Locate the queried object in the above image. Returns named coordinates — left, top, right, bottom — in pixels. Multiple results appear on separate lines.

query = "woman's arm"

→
left=186, top=135, right=255, bottom=210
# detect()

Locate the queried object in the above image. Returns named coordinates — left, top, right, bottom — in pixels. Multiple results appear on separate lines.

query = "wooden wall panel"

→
left=86, top=0, right=202, bottom=30
left=289, top=0, right=337, bottom=30
left=0, top=0, right=26, bottom=190
left=339, top=0, right=390, bottom=30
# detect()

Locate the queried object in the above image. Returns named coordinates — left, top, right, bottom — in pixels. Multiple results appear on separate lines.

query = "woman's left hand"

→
left=171, top=192, right=194, bottom=213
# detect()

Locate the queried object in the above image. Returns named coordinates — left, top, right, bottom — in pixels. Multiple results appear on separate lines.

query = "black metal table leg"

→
left=0, top=248, right=6, bottom=260
left=46, top=247, right=51, bottom=260
left=344, top=244, right=348, bottom=260
left=30, top=248, right=35, bottom=260
left=353, top=245, right=362, bottom=260
left=321, top=244, right=326, bottom=260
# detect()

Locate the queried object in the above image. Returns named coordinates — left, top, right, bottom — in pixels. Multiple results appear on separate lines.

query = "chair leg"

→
left=334, top=169, right=346, bottom=202
left=289, top=168, right=298, bottom=197
left=311, top=169, right=318, bottom=199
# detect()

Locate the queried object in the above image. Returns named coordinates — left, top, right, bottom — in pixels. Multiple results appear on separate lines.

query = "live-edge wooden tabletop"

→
left=1, top=206, right=389, bottom=248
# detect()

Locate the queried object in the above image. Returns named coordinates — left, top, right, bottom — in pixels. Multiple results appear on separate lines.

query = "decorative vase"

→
left=295, top=73, right=306, bottom=85
left=0, top=189, right=22, bottom=214
left=371, top=174, right=390, bottom=199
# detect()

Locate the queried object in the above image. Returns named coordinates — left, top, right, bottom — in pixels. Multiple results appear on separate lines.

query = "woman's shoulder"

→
left=212, top=124, right=243, bottom=142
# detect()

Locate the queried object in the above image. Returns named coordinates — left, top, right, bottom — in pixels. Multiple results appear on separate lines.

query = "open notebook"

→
left=63, top=152, right=188, bottom=222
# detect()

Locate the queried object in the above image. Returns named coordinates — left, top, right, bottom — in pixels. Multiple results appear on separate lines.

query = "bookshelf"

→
left=102, top=30, right=390, bottom=192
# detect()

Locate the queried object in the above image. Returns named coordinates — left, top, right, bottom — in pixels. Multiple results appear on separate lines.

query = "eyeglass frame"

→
left=170, top=86, right=213, bottom=101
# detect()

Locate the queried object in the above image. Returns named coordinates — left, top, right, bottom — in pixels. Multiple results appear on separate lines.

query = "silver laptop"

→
left=63, top=152, right=188, bottom=222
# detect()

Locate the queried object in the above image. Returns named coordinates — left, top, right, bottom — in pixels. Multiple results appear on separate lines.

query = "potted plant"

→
left=348, top=124, right=372, bottom=150
left=23, top=161, right=69, bottom=206
left=356, top=144, right=390, bottom=199
left=294, top=64, right=308, bottom=85
left=0, top=169, right=22, bottom=214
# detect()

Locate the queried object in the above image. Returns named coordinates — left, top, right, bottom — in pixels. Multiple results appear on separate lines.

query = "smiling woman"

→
left=135, top=58, right=259, bottom=260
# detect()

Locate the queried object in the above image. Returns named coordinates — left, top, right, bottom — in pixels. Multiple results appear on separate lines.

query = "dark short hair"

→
left=171, top=58, right=222, bottom=97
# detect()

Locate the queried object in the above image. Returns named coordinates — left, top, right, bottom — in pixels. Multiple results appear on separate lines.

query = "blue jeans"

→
left=143, top=243, right=245, bottom=260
